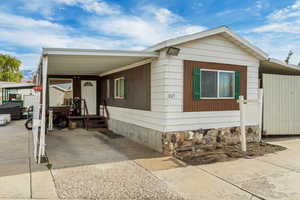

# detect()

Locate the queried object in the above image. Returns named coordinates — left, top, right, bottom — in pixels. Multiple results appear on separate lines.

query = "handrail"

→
left=68, top=98, right=90, bottom=130
left=82, top=99, right=90, bottom=130
left=100, top=100, right=109, bottom=128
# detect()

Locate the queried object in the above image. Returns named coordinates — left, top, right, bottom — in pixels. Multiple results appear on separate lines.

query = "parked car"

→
left=0, top=103, right=22, bottom=120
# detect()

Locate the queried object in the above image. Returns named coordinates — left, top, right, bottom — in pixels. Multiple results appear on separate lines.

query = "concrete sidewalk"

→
left=0, top=120, right=31, bottom=199
left=0, top=120, right=57, bottom=199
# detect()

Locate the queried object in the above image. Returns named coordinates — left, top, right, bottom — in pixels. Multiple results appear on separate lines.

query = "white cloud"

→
left=55, top=0, right=120, bottom=15
left=248, top=0, right=300, bottom=64
left=0, top=13, right=64, bottom=30
left=0, top=12, right=131, bottom=70
left=252, top=22, right=300, bottom=33
left=20, top=0, right=54, bottom=18
left=88, top=6, right=206, bottom=46
left=141, top=6, right=183, bottom=24
left=78, top=0, right=120, bottom=15
left=217, top=0, right=269, bottom=17
left=19, top=0, right=120, bottom=17
left=244, top=33, right=300, bottom=64
left=0, top=12, right=128, bottom=49
left=253, top=0, right=300, bottom=33
left=0, top=4, right=206, bottom=70
left=267, top=0, right=300, bottom=21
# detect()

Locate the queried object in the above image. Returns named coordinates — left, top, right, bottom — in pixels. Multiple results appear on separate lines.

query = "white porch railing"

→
left=237, top=89, right=263, bottom=152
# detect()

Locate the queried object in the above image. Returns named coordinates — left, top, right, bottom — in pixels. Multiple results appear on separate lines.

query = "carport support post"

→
left=39, top=55, right=48, bottom=163
left=239, top=96, right=247, bottom=152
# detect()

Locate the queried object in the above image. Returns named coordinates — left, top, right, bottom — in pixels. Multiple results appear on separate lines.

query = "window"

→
left=114, top=77, right=125, bottom=99
left=48, top=78, right=73, bottom=106
left=201, top=71, right=218, bottom=98
left=219, top=72, right=235, bottom=98
left=201, top=70, right=235, bottom=98
left=106, top=79, right=110, bottom=98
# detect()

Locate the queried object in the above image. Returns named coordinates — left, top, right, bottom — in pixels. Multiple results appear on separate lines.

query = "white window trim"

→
left=114, top=77, right=125, bottom=99
left=106, top=79, right=110, bottom=98
left=200, top=69, right=235, bottom=99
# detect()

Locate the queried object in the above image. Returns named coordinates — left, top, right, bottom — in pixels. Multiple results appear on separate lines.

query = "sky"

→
left=0, top=0, right=300, bottom=71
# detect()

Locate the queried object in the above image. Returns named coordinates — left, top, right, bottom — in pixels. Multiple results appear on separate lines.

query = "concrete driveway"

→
left=2, top=121, right=300, bottom=200
left=46, top=129, right=184, bottom=200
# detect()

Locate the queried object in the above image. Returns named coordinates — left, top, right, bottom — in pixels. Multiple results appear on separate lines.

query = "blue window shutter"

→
left=193, top=67, right=201, bottom=100
left=235, top=71, right=240, bottom=100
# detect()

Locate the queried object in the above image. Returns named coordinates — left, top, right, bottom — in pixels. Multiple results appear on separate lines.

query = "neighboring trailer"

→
left=23, top=95, right=38, bottom=107
left=263, top=74, right=300, bottom=135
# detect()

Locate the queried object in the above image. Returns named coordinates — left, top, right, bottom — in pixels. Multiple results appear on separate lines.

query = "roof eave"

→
left=42, top=48, right=159, bottom=57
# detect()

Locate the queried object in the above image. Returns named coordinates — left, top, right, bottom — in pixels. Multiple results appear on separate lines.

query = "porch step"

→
left=88, top=123, right=107, bottom=128
left=68, top=115, right=104, bottom=120
left=68, top=115, right=107, bottom=129
left=87, top=119, right=107, bottom=127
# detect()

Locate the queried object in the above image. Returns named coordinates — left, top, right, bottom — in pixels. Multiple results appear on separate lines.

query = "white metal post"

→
left=258, top=89, right=263, bottom=142
left=38, top=55, right=48, bottom=163
left=239, top=96, right=247, bottom=152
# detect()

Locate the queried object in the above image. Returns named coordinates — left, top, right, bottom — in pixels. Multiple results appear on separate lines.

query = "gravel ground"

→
left=52, top=160, right=186, bottom=200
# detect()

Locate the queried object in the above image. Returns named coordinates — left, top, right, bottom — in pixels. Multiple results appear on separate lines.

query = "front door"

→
left=81, top=80, right=97, bottom=115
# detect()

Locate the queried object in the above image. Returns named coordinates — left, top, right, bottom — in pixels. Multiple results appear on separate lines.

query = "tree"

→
left=0, top=54, right=23, bottom=82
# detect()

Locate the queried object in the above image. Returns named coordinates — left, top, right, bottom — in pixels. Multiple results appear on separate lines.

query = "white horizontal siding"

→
left=247, top=65, right=259, bottom=99
left=107, top=106, right=167, bottom=132
left=176, top=35, right=259, bottom=66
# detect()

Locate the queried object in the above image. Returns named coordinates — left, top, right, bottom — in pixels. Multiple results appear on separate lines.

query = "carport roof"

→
left=42, top=48, right=159, bottom=75
left=0, top=82, right=34, bottom=89
left=260, top=58, right=300, bottom=75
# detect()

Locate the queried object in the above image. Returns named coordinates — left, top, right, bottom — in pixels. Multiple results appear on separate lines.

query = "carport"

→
left=34, top=48, right=158, bottom=163
left=260, top=58, right=300, bottom=76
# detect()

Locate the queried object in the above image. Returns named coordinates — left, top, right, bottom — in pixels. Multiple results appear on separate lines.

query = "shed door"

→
left=263, top=74, right=299, bottom=135
left=81, top=80, right=97, bottom=115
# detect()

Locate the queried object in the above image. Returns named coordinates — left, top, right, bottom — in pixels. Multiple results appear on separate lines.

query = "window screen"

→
left=201, top=71, right=218, bottom=98
left=219, top=72, right=234, bottom=98
left=114, top=77, right=125, bottom=99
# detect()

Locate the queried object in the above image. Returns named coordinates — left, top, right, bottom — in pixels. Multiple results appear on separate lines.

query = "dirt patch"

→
left=176, top=142, right=287, bottom=165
